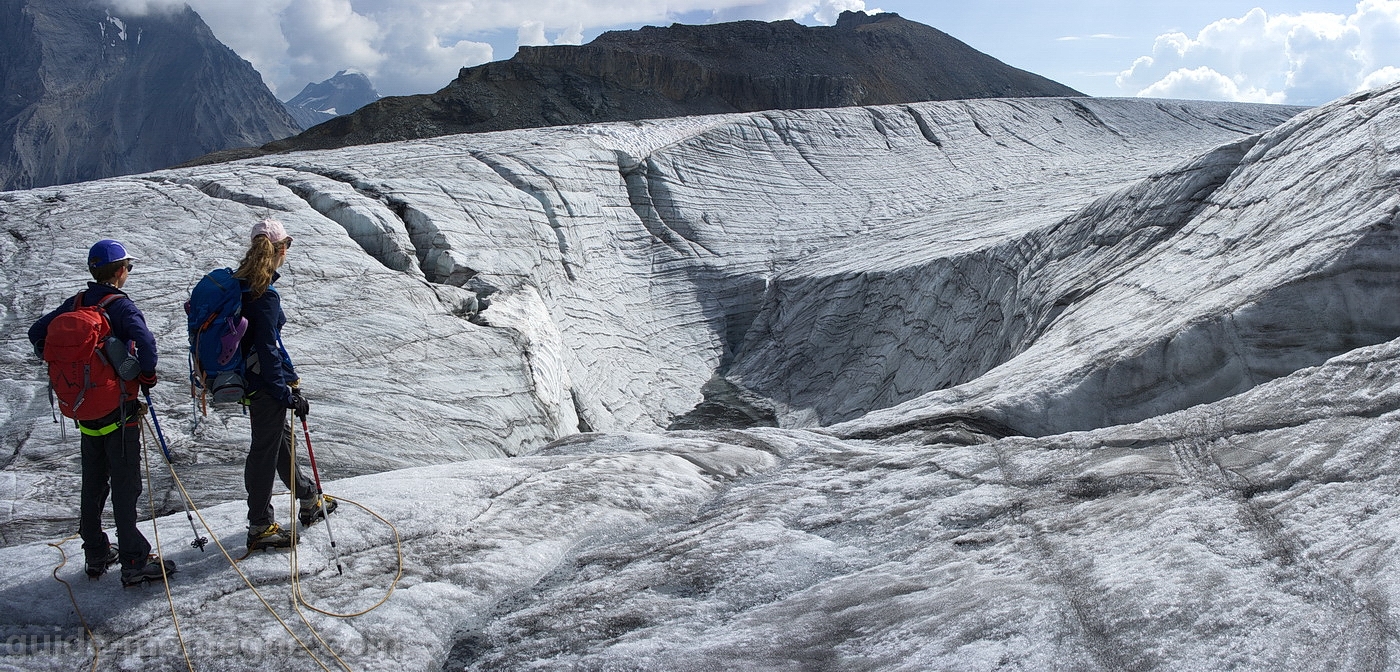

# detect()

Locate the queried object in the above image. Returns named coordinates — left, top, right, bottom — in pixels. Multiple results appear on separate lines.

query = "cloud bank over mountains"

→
left=1119, top=0, right=1400, bottom=104
left=102, top=0, right=872, bottom=98
left=102, top=0, right=1400, bottom=106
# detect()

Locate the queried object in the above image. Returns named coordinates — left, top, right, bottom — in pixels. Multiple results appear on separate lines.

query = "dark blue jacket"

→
left=240, top=272, right=298, bottom=408
left=29, top=282, right=158, bottom=374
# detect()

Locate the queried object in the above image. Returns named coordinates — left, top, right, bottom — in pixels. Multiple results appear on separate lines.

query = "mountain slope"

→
left=0, top=0, right=300, bottom=191
left=282, top=69, right=381, bottom=130
left=262, top=11, right=1083, bottom=153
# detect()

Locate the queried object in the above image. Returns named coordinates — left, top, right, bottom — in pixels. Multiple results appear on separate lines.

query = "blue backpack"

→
left=185, top=268, right=248, bottom=406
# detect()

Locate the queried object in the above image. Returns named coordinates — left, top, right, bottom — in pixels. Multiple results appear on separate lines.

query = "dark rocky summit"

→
left=263, top=11, right=1084, bottom=153
left=0, top=0, right=300, bottom=190
left=283, top=69, right=381, bottom=130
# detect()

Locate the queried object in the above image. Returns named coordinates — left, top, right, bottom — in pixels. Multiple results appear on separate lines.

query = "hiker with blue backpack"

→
left=233, top=218, right=336, bottom=551
left=28, top=239, right=176, bottom=586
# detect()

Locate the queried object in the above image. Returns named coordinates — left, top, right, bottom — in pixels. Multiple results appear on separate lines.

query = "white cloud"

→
left=684, top=0, right=869, bottom=25
left=281, top=0, right=385, bottom=77
left=515, top=20, right=587, bottom=49
left=813, top=0, right=868, bottom=24
left=1361, top=65, right=1400, bottom=88
left=517, top=21, right=548, bottom=47
left=101, top=0, right=185, bottom=15
left=556, top=23, right=585, bottom=46
left=1136, top=66, right=1286, bottom=104
left=1118, top=1, right=1400, bottom=105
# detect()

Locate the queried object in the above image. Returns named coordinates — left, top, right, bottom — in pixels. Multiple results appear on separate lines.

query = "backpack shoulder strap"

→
left=89, top=293, right=126, bottom=319
left=71, top=291, right=86, bottom=310
left=95, top=293, right=124, bottom=310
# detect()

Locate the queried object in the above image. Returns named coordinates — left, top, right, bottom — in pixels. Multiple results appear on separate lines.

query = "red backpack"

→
left=44, top=292, right=127, bottom=421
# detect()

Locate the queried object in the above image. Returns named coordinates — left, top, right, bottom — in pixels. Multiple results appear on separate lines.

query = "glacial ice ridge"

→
left=4, top=88, right=1400, bottom=670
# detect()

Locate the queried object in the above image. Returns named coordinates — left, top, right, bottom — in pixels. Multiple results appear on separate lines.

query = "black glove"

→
left=138, top=371, right=158, bottom=393
left=290, top=389, right=310, bottom=419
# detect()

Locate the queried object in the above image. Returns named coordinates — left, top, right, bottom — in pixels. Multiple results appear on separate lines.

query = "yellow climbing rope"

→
left=48, top=412, right=406, bottom=672
left=288, top=419, right=405, bottom=619
left=140, top=427, right=196, bottom=672
left=46, top=534, right=99, bottom=672
left=142, top=416, right=342, bottom=672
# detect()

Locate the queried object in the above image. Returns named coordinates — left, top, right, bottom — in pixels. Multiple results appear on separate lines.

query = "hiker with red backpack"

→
left=234, top=218, right=336, bottom=552
left=27, top=239, right=176, bottom=586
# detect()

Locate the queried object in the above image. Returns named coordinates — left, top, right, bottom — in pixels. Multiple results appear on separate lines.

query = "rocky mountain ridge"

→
left=0, top=0, right=300, bottom=191
left=260, top=11, right=1083, bottom=153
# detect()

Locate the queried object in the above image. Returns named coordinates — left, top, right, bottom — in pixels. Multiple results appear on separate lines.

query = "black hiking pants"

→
left=244, top=392, right=315, bottom=528
left=78, top=402, right=151, bottom=567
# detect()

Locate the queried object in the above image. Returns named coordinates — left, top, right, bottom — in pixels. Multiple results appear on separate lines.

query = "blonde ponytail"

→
left=234, top=235, right=285, bottom=298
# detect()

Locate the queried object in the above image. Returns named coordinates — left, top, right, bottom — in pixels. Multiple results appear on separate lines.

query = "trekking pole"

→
left=187, top=352, right=200, bottom=431
left=299, top=417, right=342, bottom=575
left=144, top=390, right=209, bottom=551
left=46, top=385, right=68, bottom=441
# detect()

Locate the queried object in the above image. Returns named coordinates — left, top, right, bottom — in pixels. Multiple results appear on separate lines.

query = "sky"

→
left=105, top=0, right=1400, bottom=106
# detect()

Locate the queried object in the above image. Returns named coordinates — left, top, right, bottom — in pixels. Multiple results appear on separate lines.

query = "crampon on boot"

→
left=121, top=556, right=176, bottom=587
left=85, top=546, right=120, bottom=578
left=299, top=494, right=338, bottom=527
left=246, top=522, right=295, bottom=551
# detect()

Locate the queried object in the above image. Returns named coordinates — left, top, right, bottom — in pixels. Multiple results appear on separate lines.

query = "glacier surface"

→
left=1, top=88, right=1398, bottom=670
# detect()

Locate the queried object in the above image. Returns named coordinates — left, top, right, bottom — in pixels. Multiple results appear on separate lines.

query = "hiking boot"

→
left=121, top=556, right=176, bottom=587
left=298, top=494, right=338, bottom=527
left=247, top=522, right=295, bottom=551
left=85, top=546, right=120, bottom=578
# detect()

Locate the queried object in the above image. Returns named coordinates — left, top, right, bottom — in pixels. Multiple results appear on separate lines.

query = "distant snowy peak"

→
left=283, top=69, right=381, bottom=130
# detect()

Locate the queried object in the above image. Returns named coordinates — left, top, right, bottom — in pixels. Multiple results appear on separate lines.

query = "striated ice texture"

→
left=3, top=87, right=1400, bottom=670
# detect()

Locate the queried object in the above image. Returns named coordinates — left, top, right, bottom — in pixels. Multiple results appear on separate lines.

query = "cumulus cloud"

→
left=101, top=0, right=186, bottom=15
left=1135, top=66, right=1286, bottom=104
left=813, top=0, right=868, bottom=24
left=281, top=0, right=385, bottom=76
left=1361, top=65, right=1400, bottom=88
left=1118, top=1, right=1400, bottom=105
left=517, top=20, right=548, bottom=47
left=124, top=0, right=869, bottom=99
left=706, top=0, right=869, bottom=23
